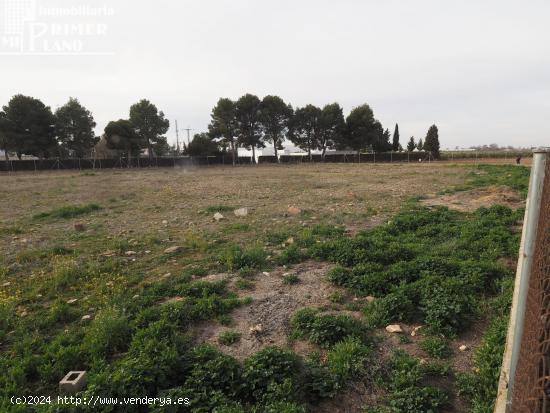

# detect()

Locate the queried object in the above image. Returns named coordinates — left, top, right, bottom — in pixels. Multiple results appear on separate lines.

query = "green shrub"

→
left=182, top=265, right=209, bottom=278
left=420, top=336, right=451, bottom=359
left=327, top=337, right=371, bottom=382
left=302, top=360, right=340, bottom=401
left=218, top=331, right=241, bottom=346
left=329, top=291, right=345, bottom=304
left=179, top=280, right=227, bottom=298
left=277, top=244, right=306, bottom=265
left=48, top=300, right=78, bottom=323
left=83, top=307, right=132, bottom=359
left=420, top=278, right=475, bottom=334
left=222, top=245, right=267, bottom=271
left=327, top=266, right=351, bottom=286
left=184, top=345, right=243, bottom=400
left=235, top=279, right=254, bottom=290
left=243, top=347, right=300, bottom=400
left=283, top=274, right=300, bottom=285
left=84, top=320, right=189, bottom=399
left=39, top=332, right=86, bottom=384
left=389, top=386, right=448, bottom=413
left=363, top=288, right=416, bottom=327
left=387, top=351, right=448, bottom=412
left=291, top=308, right=367, bottom=348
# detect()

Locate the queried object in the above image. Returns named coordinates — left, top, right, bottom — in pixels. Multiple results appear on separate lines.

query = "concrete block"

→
left=59, top=371, right=87, bottom=394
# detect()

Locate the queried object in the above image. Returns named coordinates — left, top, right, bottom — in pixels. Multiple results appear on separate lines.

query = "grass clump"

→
left=222, top=245, right=267, bottom=272
left=83, top=307, right=132, bottom=359
left=420, top=336, right=451, bottom=359
left=326, top=337, right=371, bottom=382
left=33, top=203, right=102, bottom=220
left=282, top=274, right=300, bottom=285
left=235, top=278, right=254, bottom=290
left=218, top=331, right=241, bottom=346
left=277, top=244, right=306, bottom=265
left=386, top=350, right=448, bottom=412
left=291, top=308, right=367, bottom=348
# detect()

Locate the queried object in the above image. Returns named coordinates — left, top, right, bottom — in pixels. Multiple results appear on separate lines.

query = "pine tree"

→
left=392, top=123, right=400, bottom=151
left=417, top=138, right=424, bottom=151
left=406, top=136, right=416, bottom=152
left=423, top=124, right=440, bottom=158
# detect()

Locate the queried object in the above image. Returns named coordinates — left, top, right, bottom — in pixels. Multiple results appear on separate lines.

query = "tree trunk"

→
left=274, top=141, right=279, bottom=163
left=148, top=142, right=154, bottom=161
left=308, top=147, right=312, bottom=162
left=4, top=148, right=9, bottom=163
left=321, top=146, right=326, bottom=161
left=252, top=146, right=256, bottom=164
left=231, top=141, right=236, bottom=166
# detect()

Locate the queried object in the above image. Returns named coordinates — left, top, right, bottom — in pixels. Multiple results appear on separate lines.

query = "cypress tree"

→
left=392, top=123, right=400, bottom=151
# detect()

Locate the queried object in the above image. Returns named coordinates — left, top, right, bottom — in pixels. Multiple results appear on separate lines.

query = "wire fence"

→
left=510, top=151, right=550, bottom=412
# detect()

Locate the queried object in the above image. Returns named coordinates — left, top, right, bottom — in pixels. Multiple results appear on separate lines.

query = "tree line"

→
left=0, top=93, right=441, bottom=164
left=201, top=94, right=440, bottom=164
left=0, top=95, right=170, bottom=162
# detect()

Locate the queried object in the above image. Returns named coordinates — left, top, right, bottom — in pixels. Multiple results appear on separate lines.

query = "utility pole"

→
left=183, top=127, right=193, bottom=146
left=175, top=120, right=180, bottom=154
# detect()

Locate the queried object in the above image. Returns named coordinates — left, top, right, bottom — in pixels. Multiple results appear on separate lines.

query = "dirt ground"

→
left=422, top=185, right=524, bottom=212
left=1, top=163, right=471, bottom=261
left=193, top=261, right=339, bottom=360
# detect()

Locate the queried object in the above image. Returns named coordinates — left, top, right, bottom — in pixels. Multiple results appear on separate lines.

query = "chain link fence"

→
left=496, top=150, right=550, bottom=412
left=512, top=152, right=550, bottom=411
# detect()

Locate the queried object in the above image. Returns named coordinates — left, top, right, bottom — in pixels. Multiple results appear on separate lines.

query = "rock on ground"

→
left=385, top=324, right=403, bottom=333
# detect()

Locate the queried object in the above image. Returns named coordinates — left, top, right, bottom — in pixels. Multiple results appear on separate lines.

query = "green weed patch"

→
left=33, top=203, right=102, bottom=220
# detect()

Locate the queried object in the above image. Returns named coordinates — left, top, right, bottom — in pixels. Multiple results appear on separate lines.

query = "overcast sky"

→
left=2, top=0, right=549, bottom=149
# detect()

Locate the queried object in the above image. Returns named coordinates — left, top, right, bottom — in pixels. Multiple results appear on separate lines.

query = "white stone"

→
left=411, top=326, right=423, bottom=337
left=164, top=246, right=182, bottom=254
left=459, top=344, right=469, bottom=352
left=366, top=296, right=375, bottom=303
left=81, top=315, right=92, bottom=321
left=385, top=324, right=403, bottom=333
left=125, top=250, right=136, bottom=256
left=233, top=208, right=248, bottom=217
left=213, top=212, right=224, bottom=221
left=67, top=298, right=78, bottom=304
left=249, top=324, right=263, bottom=335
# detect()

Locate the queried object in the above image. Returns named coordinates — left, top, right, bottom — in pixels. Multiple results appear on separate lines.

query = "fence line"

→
left=495, top=149, right=550, bottom=413
left=0, top=151, right=443, bottom=172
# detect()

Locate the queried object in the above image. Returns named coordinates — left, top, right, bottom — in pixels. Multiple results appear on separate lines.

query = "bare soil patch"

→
left=422, top=185, right=523, bottom=212
left=193, top=261, right=340, bottom=360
